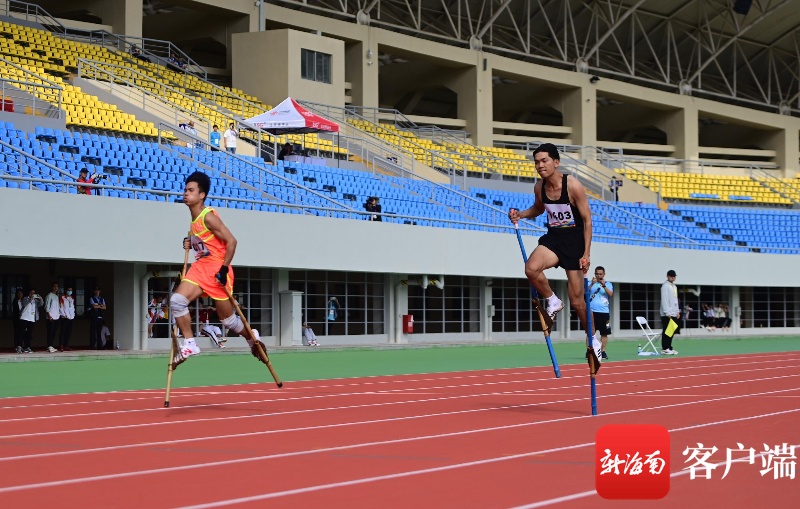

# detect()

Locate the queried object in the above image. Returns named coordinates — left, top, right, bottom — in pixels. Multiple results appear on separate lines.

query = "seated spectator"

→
left=278, top=142, right=293, bottom=161
left=364, top=196, right=382, bottom=221
left=198, top=301, right=226, bottom=348
left=179, top=120, right=202, bottom=149
left=100, top=320, right=113, bottom=349
left=302, top=322, right=319, bottom=346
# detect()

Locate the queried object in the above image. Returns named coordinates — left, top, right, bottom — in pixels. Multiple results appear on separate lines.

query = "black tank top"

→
left=541, top=174, right=584, bottom=233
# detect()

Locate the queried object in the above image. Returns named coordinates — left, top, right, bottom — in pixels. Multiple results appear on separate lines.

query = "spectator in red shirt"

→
left=77, top=168, right=93, bottom=195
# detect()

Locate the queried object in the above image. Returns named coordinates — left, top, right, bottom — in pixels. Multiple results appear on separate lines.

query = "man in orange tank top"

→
left=169, top=171, right=263, bottom=365
left=508, top=144, right=598, bottom=354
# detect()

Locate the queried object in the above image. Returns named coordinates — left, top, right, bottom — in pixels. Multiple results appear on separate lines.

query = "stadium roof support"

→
left=270, top=0, right=800, bottom=115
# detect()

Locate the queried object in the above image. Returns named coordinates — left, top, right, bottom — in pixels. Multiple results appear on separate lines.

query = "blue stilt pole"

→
left=513, top=223, right=561, bottom=378
left=585, top=277, right=598, bottom=416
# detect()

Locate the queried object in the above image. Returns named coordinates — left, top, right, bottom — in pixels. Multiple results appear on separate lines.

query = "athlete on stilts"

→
left=170, top=171, right=265, bottom=366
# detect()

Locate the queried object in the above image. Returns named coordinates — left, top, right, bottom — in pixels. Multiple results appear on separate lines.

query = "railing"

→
left=0, top=138, right=77, bottom=181
left=4, top=172, right=796, bottom=253
left=751, top=167, right=800, bottom=207
left=302, top=101, right=473, bottom=187
left=0, top=0, right=65, bottom=34
left=0, top=57, right=63, bottom=119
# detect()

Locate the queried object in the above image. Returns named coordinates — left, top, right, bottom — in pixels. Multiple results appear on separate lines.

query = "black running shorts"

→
left=538, top=231, right=585, bottom=270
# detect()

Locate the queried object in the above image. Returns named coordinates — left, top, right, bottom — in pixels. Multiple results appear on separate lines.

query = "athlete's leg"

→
left=214, top=299, right=258, bottom=345
left=565, top=269, right=588, bottom=332
left=524, top=245, right=560, bottom=298
left=171, top=281, right=203, bottom=341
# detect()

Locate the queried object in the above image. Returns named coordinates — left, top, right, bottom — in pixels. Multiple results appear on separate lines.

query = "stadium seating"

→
left=616, top=168, right=791, bottom=205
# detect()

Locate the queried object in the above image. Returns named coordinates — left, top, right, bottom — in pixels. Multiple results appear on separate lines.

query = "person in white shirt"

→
left=223, top=123, right=238, bottom=154
left=59, top=287, right=76, bottom=351
left=44, top=282, right=61, bottom=353
left=20, top=289, right=43, bottom=353
left=659, top=270, right=680, bottom=355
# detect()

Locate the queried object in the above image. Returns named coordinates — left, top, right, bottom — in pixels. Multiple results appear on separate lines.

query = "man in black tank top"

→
left=508, top=143, right=594, bottom=336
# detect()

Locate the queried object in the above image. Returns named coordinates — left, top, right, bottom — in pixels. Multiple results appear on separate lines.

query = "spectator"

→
left=659, top=270, right=680, bottom=355
left=89, top=287, right=107, bottom=350
left=719, top=303, right=732, bottom=331
left=277, top=142, right=293, bottom=161
left=44, top=282, right=60, bottom=353
left=147, top=295, right=166, bottom=338
left=20, top=289, right=43, bottom=353
left=59, top=286, right=75, bottom=351
left=223, top=123, right=238, bottom=154
left=364, top=196, right=382, bottom=221
left=608, top=177, right=622, bottom=202
left=179, top=120, right=201, bottom=149
left=302, top=322, right=320, bottom=346
left=588, top=266, right=613, bottom=360
left=77, top=168, right=93, bottom=195
left=209, top=125, right=221, bottom=151
left=702, top=303, right=716, bottom=331
left=198, top=300, right=226, bottom=348
left=177, top=57, right=187, bottom=70
left=11, top=288, right=24, bottom=353
left=100, top=320, right=113, bottom=349
left=327, top=296, right=340, bottom=321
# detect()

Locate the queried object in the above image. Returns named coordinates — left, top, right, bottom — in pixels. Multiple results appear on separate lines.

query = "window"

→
left=740, top=287, right=798, bottom=328
left=491, top=278, right=545, bottom=333
left=289, top=270, right=385, bottom=335
left=300, top=49, right=332, bottom=84
left=408, top=276, right=480, bottom=334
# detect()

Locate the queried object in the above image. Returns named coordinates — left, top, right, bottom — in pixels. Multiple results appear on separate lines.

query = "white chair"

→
left=636, top=316, right=661, bottom=355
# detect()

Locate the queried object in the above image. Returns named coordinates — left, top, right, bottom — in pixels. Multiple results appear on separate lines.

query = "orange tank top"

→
left=189, top=207, right=226, bottom=261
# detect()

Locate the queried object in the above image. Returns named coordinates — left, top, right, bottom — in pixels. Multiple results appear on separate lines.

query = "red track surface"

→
left=1, top=352, right=799, bottom=508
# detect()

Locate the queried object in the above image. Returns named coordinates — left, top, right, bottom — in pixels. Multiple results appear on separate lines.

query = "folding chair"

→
left=636, top=316, right=661, bottom=355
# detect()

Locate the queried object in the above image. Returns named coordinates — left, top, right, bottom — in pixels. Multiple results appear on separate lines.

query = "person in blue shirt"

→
left=210, top=125, right=221, bottom=151
left=588, top=266, right=613, bottom=359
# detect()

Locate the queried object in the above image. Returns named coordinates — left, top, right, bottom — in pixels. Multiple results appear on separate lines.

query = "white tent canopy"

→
left=244, top=97, right=339, bottom=134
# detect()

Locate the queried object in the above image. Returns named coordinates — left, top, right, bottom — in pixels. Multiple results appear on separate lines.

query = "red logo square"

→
left=595, top=424, right=670, bottom=500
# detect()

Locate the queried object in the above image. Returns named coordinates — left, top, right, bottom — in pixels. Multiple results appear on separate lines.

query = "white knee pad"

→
left=221, top=313, right=244, bottom=334
left=169, top=293, right=191, bottom=318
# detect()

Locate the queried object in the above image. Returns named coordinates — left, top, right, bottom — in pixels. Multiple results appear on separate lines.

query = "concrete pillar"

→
left=114, top=262, right=146, bottom=350
left=562, top=85, right=596, bottom=147
left=443, top=57, right=493, bottom=147
left=664, top=105, right=699, bottom=163
left=760, top=127, right=799, bottom=178
left=346, top=37, right=379, bottom=108
left=88, top=0, right=143, bottom=37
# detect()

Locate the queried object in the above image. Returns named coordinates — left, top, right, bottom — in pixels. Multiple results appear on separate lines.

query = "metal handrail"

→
left=0, top=138, right=78, bottom=181
left=1, top=0, right=66, bottom=34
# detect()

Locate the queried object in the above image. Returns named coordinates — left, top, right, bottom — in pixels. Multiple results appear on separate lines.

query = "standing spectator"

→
left=278, top=142, right=293, bottom=161
left=147, top=295, right=166, bottom=338
left=11, top=288, right=24, bottom=353
left=59, top=286, right=75, bottom=351
left=659, top=270, right=680, bottom=355
left=89, top=287, right=107, bottom=350
left=209, top=125, right=221, bottom=151
left=20, top=289, right=43, bottom=353
left=43, top=282, right=60, bottom=353
left=588, top=266, right=613, bottom=360
left=77, top=168, right=93, bottom=195
left=327, top=296, right=340, bottom=321
left=223, top=123, right=238, bottom=154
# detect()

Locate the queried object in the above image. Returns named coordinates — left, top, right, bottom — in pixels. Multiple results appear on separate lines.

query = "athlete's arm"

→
left=204, top=211, right=237, bottom=267
left=511, top=182, right=545, bottom=222
left=568, top=176, right=593, bottom=270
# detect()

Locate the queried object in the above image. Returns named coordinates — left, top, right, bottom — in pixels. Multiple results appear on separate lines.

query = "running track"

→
left=0, top=352, right=798, bottom=508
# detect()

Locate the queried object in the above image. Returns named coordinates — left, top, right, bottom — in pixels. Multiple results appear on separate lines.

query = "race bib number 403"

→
left=545, top=203, right=576, bottom=228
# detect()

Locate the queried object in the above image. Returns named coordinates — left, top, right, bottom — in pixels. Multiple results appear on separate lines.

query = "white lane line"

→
left=0, top=369, right=797, bottom=441
left=3, top=375, right=797, bottom=463
left=1, top=359, right=797, bottom=425
left=172, top=411, right=800, bottom=508
left=0, top=385, right=797, bottom=495
left=1, top=351, right=794, bottom=407
left=506, top=441, right=800, bottom=509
